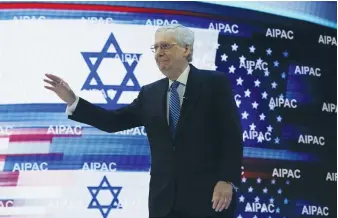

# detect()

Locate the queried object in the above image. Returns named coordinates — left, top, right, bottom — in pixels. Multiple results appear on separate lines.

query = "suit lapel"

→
left=175, top=64, right=203, bottom=139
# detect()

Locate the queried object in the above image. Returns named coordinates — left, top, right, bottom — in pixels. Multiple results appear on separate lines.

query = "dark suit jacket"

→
left=68, top=64, right=243, bottom=217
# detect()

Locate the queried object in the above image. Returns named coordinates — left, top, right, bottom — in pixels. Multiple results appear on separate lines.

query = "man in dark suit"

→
left=44, top=24, right=242, bottom=218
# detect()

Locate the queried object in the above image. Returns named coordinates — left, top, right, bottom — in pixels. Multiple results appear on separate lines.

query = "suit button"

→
left=173, top=147, right=176, bottom=152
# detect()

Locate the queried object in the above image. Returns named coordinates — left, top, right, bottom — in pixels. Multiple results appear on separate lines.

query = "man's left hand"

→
left=212, top=181, right=233, bottom=212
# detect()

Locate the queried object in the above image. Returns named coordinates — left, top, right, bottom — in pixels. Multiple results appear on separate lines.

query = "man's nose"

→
left=155, top=49, right=165, bottom=58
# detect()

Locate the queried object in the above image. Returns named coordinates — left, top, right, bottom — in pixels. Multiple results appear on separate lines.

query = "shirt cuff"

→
left=66, top=96, right=79, bottom=115
left=227, top=181, right=239, bottom=192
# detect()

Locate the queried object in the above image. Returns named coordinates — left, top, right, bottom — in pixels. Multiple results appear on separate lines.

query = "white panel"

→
left=0, top=206, right=46, bottom=216
left=15, top=171, right=150, bottom=218
left=0, top=138, right=9, bottom=150
left=0, top=186, right=62, bottom=199
left=0, top=141, right=50, bottom=155
left=0, top=20, right=218, bottom=105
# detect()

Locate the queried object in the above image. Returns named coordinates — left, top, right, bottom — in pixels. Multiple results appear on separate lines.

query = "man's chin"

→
left=158, top=64, right=170, bottom=73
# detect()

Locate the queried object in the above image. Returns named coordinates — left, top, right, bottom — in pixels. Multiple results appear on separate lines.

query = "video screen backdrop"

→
left=0, top=1, right=336, bottom=218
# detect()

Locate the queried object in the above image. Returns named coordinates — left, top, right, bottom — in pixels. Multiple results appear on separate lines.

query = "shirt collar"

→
left=168, top=64, right=190, bottom=88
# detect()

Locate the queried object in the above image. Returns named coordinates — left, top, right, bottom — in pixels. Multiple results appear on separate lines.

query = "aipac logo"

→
left=87, top=176, right=123, bottom=218
left=81, top=33, right=142, bottom=106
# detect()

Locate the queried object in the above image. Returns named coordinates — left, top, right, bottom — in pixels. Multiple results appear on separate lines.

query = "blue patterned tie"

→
left=169, top=81, right=181, bottom=137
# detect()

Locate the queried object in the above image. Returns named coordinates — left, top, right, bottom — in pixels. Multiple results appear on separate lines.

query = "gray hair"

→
left=156, top=24, right=194, bottom=62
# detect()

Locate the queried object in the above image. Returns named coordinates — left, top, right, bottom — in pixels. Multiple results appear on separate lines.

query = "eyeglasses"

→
left=150, top=42, right=178, bottom=53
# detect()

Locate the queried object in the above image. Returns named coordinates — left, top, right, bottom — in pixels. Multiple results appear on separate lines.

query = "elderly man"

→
left=44, top=24, right=242, bottom=218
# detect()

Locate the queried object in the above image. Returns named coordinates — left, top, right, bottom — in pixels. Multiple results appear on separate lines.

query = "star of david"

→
left=81, top=33, right=142, bottom=106
left=87, top=176, right=123, bottom=218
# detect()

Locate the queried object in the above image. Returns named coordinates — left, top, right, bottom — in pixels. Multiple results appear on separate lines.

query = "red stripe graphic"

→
left=0, top=2, right=229, bottom=21
left=0, top=172, right=19, bottom=186
left=243, top=171, right=271, bottom=179
left=5, top=128, right=82, bottom=142
left=9, top=134, right=53, bottom=142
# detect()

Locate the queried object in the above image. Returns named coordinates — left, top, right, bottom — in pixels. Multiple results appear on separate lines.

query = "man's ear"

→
left=184, top=46, right=190, bottom=57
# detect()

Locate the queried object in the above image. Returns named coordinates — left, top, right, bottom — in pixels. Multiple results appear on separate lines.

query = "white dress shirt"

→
left=66, top=65, right=190, bottom=119
left=66, top=94, right=79, bottom=115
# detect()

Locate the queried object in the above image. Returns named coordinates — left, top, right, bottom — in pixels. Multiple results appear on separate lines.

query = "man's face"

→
left=154, top=31, right=189, bottom=76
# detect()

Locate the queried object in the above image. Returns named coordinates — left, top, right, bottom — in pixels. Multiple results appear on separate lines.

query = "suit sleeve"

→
left=68, top=87, right=144, bottom=133
left=215, top=74, right=243, bottom=189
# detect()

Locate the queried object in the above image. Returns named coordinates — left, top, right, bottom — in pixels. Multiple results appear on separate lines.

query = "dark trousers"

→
left=150, top=182, right=237, bottom=218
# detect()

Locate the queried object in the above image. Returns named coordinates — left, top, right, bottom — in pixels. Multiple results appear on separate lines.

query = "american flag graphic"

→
left=214, top=35, right=293, bottom=218
left=216, top=35, right=289, bottom=148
